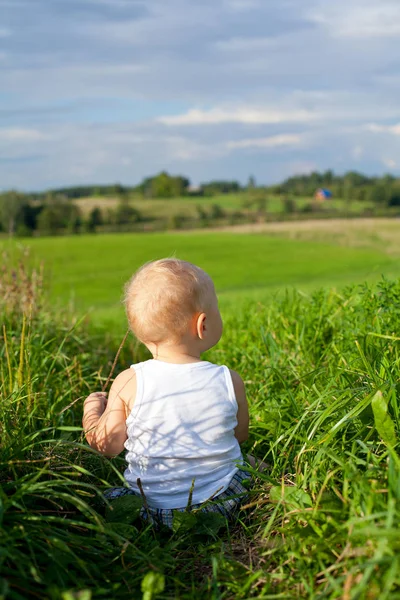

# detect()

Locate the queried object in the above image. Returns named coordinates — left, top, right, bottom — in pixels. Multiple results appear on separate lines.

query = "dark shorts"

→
left=104, top=468, right=252, bottom=529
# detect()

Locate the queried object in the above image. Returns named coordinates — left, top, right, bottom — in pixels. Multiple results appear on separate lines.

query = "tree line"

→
left=23, top=169, right=400, bottom=203
left=1, top=169, right=400, bottom=236
left=276, top=170, right=400, bottom=205
left=28, top=172, right=242, bottom=201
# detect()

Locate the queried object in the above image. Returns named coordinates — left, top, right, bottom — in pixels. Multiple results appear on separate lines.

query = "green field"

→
left=2, top=220, right=399, bottom=332
left=75, top=191, right=375, bottom=220
left=2, top=221, right=400, bottom=598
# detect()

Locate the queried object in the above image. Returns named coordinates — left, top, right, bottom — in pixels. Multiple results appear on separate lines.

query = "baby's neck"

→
left=148, top=341, right=203, bottom=364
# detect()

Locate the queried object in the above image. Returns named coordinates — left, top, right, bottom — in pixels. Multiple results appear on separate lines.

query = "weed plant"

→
left=1, top=255, right=400, bottom=598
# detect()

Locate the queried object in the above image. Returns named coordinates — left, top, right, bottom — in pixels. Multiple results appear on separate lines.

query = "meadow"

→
left=1, top=220, right=400, bottom=598
left=75, top=192, right=375, bottom=221
left=2, top=218, right=400, bottom=330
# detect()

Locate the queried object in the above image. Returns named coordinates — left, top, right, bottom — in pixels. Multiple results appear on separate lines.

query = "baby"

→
left=82, top=258, right=250, bottom=527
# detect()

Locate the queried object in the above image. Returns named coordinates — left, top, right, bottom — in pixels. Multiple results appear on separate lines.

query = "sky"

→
left=1, top=0, right=400, bottom=190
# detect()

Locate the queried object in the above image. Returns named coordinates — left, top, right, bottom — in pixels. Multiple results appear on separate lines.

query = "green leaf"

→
left=105, top=494, right=143, bottom=524
left=56, top=426, right=83, bottom=431
left=388, top=453, right=400, bottom=500
left=0, top=578, right=9, bottom=600
left=141, top=572, right=165, bottom=600
left=107, top=523, right=139, bottom=538
left=172, top=511, right=197, bottom=533
left=62, top=591, right=92, bottom=600
left=269, top=485, right=312, bottom=509
left=372, top=390, right=397, bottom=447
left=193, top=512, right=226, bottom=537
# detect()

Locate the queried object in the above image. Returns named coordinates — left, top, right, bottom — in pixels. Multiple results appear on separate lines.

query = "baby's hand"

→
left=84, top=392, right=108, bottom=412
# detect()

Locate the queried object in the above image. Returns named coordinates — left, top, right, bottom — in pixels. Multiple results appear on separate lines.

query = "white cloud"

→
left=366, top=123, right=400, bottom=135
left=226, top=134, right=301, bottom=150
left=352, top=145, right=364, bottom=159
left=310, top=1, right=400, bottom=38
left=3, top=0, right=400, bottom=187
left=383, top=158, right=396, bottom=169
left=158, top=106, right=317, bottom=126
left=163, top=136, right=225, bottom=161
left=0, top=128, right=50, bottom=141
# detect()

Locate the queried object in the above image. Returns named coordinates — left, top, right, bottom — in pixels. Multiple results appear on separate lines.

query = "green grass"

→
left=1, top=230, right=398, bottom=333
left=2, top=254, right=400, bottom=598
left=75, top=192, right=375, bottom=220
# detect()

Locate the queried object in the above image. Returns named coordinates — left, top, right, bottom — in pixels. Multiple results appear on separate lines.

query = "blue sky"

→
left=1, top=0, right=400, bottom=190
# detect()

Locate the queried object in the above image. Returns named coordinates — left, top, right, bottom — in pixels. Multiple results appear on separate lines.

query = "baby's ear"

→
left=196, top=313, right=207, bottom=339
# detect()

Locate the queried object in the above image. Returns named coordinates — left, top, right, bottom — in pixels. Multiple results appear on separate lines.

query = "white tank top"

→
left=123, top=359, right=243, bottom=509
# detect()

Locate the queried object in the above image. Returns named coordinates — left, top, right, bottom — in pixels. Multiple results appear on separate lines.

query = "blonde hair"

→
left=124, top=258, right=215, bottom=344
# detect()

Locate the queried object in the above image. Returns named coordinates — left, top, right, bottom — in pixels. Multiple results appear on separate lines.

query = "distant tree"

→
left=0, top=190, right=27, bottom=236
left=36, top=197, right=81, bottom=235
left=353, top=186, right=368, bottom=201
left=37, top=206, right=64, bottom=235
left=138, top=172, right=190, bottom=198
left=151, top=172, right=176, bottom=198
left=201, top=181, right=241, bottom=196
left=343, top=180, right=354, bottom=205
left=115, top=198, right=141, bottom=224
left=168, top=213, right=186, bottom=229
left=152, top=172, right=189, bottom=198
left=39, top=184, right=131, bottom=200
left=209, top=204, right=225, bottom=220
left=247, top=175, right=256, bottom=190
left=381, top=173, right=395, bottom=188
left=20, top=203, right=41, bottom=232
left=388, top=190, right=400, bottom=207
left=86, top=207, right=103, bottom=233
left=283, top=196, right=296, bottom=213
left=66, top=206, right=82, bottom=234
left=109, top=183, right=127, bottom=197
left=343, top=171, right=369, bottom=187
left=256, top=197, right=268, bottom=216
left=367, top=185, right=388, bottom=205
left=196, top=205, right=208, bottom=220
left=279, top=169, right=375, bottom=197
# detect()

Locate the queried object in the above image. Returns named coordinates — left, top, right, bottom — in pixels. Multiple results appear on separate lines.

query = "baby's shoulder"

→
left=113, top=367, right=137, bottom=385
left=110, top=368, right=137, bottom=413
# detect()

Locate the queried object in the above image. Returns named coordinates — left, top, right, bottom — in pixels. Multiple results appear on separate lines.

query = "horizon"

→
left=2, top=0, right=400, bottom=190
left=8, top=167, right=396, bottom=196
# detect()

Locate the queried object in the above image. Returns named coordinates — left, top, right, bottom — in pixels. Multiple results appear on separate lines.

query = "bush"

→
left=115, top=199, right=141, bottom=225
left=282, top=196, right=296, bottom=213
left=209, top=204, right=225, bottom=220
left=388, top=191, right=400, bottom=207
left=168, top=213, right=186, bottom=229
left=301, top=202, right=316, bottom=213
left=86, top=207, right=103, bottom=232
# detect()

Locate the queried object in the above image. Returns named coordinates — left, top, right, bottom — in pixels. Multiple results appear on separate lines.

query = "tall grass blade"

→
left=371, top=390, right=397, bottom=447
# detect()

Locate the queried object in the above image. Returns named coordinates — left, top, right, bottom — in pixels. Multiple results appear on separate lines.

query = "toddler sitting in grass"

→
left=82, top=258, right=252, bottom=528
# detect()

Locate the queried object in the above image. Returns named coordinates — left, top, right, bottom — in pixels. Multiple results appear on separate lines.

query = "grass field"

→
left=75, top=192, right=375, bottom=220
left=2, top=219, right=400, bottom=332
left=2, top=220, right=400, bottom=598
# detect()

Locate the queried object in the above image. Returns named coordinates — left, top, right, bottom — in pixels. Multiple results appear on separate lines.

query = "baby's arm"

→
left=230, top=369, right=249, bottom=444
left=82, top=368, right=136, bottom=457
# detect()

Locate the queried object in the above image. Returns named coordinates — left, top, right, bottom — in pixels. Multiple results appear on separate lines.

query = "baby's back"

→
left=124, top=359, right=243, bottom=509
